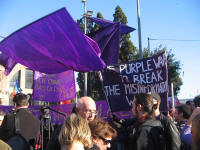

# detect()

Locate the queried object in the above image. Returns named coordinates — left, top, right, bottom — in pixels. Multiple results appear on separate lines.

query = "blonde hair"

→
left=58, top=113, right=93, bottom=148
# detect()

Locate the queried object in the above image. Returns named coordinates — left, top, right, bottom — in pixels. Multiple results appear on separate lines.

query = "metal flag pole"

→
left=171, top=83, right=175, bottom=121
left=148, top=37, right=150, bottom=54
left=136, top=0, right=143, bottom=59
left=82, top=0, right=88, bottom=96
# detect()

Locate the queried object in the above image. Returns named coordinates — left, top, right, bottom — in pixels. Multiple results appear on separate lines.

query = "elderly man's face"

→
left=77, top=100, right=97, bottom=123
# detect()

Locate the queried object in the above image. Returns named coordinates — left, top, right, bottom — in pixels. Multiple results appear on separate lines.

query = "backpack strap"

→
left=13, top=111, right=20, bottom=134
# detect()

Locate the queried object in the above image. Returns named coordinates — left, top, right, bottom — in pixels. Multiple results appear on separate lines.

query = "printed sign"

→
left=33, top=70, right=76, bottom=102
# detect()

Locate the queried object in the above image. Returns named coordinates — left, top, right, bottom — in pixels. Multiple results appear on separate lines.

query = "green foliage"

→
left=113, top=6, right=127, bottom=24
left=76, top=72, right=84, bottom=97
left=92, top=12, right=104, bottom=32
left=167, top=51, right=182, bottom=96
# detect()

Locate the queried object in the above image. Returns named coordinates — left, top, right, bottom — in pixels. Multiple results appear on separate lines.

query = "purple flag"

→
left=33, top=70, right=76, bottom=102
left=88, top=17, right=135, bottom=65
left=88, top=23, right=120, bottom=65
left=0, top=52, right=17, bottom=75
left=89, top=17, right=135, bottom=34
left=0, top=8, right=105, bottom=74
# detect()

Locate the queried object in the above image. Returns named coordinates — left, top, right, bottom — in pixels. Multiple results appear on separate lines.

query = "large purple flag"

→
left=0, top=8, right=105, bottom=74
left=33, top=70, right=76, bottom=102
left=0, top=52, right=17, bottom=75
left=88, top=23, right=120, bottom=65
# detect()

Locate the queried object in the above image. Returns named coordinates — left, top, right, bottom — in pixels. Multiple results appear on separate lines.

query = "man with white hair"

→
left=75, top=96, right=97, bottom=123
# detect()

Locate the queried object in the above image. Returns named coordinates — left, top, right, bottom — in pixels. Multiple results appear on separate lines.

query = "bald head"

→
left=76, top=96, right=97, bottom=122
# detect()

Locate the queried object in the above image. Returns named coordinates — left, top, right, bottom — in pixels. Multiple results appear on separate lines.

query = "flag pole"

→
left=137, top=0, right=143, bottom=59
left=171, top=83, right=175, bottom=121
left=82, top=0, right=88, bottom=96
left=148, top=37, right=150, bottom=54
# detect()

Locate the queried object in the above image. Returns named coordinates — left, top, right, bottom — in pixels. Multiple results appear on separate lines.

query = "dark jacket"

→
left=128, top=119, right=166, bottom=150
left=159, top=113, right=181, bottom=150
left=0, top=108, right=40, bottom=142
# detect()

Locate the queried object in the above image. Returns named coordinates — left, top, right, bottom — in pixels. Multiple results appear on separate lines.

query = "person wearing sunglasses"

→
left=89, top=118, right=117, bottom=150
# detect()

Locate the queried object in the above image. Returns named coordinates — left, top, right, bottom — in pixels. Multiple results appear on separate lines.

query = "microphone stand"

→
left=46, top=106, right=66, bottom=117
left=40, top=105, right=66, bottom=150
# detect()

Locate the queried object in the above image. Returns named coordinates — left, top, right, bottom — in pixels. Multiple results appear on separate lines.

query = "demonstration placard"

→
left=33, top=70, right=76, bottom=102
left=102, top=52, right=168, bottom=112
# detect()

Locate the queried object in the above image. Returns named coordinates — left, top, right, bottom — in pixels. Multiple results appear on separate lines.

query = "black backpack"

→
left=7, top=112, right=32, bottom=150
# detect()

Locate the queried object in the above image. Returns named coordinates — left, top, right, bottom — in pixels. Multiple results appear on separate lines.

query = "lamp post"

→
left=148, top=37, right=150, bottom=54
left=136, top=0, right=143, bottom=59
left=82, top=0, right=87, bottom=96
left=82, top=0, right=93, bottom=96
left=82, top=0, right=87, bottom=34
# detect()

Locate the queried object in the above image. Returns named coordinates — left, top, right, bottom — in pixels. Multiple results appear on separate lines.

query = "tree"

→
left=113, top=6, right=137, bottom=63
left=167, top=51, right=183, bottom=96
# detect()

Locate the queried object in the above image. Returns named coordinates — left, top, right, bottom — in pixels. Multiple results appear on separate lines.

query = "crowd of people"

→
left=0, top=93, right=200, bottom=150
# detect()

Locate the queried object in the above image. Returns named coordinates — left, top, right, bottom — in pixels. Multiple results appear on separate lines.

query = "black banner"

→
left=102, top=52, right=168, bottom=112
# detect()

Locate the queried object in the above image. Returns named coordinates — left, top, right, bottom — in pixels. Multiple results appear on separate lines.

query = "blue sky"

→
left=0, top=0, right=200, bottom=99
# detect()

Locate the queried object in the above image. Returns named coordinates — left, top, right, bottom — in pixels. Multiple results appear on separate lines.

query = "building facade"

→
left=0, top=64, right=33, bottom=105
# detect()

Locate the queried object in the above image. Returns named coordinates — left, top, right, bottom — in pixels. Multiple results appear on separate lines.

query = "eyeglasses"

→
left=99, top=136, right=112, bottom=145
left=83, top=109, right=97, bottom=115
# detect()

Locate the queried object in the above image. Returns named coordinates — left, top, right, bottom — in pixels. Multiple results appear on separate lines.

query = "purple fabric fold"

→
left=88, top=23, right=120, bottom=65
left=0, top=8, right=106, bottom=74
left=0, top=52, right=17, bottom=75
left=89, top=17, right=135, bottom=34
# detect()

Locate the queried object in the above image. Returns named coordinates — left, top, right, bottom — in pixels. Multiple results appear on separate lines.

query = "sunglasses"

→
left=99, top=136, right=112, bottom=145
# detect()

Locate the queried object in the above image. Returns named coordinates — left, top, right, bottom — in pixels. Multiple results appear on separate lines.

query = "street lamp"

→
left=82, top=0, right=87, bottom=35
left=86, top=10, right=93, bottom=16
left=81, top=0, right=93, bottom=96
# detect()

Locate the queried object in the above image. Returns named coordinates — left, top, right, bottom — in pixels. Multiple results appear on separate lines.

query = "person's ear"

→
left=180, top=112, right=184, bottom=117
left=137, top=104, right=142, bottom=112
